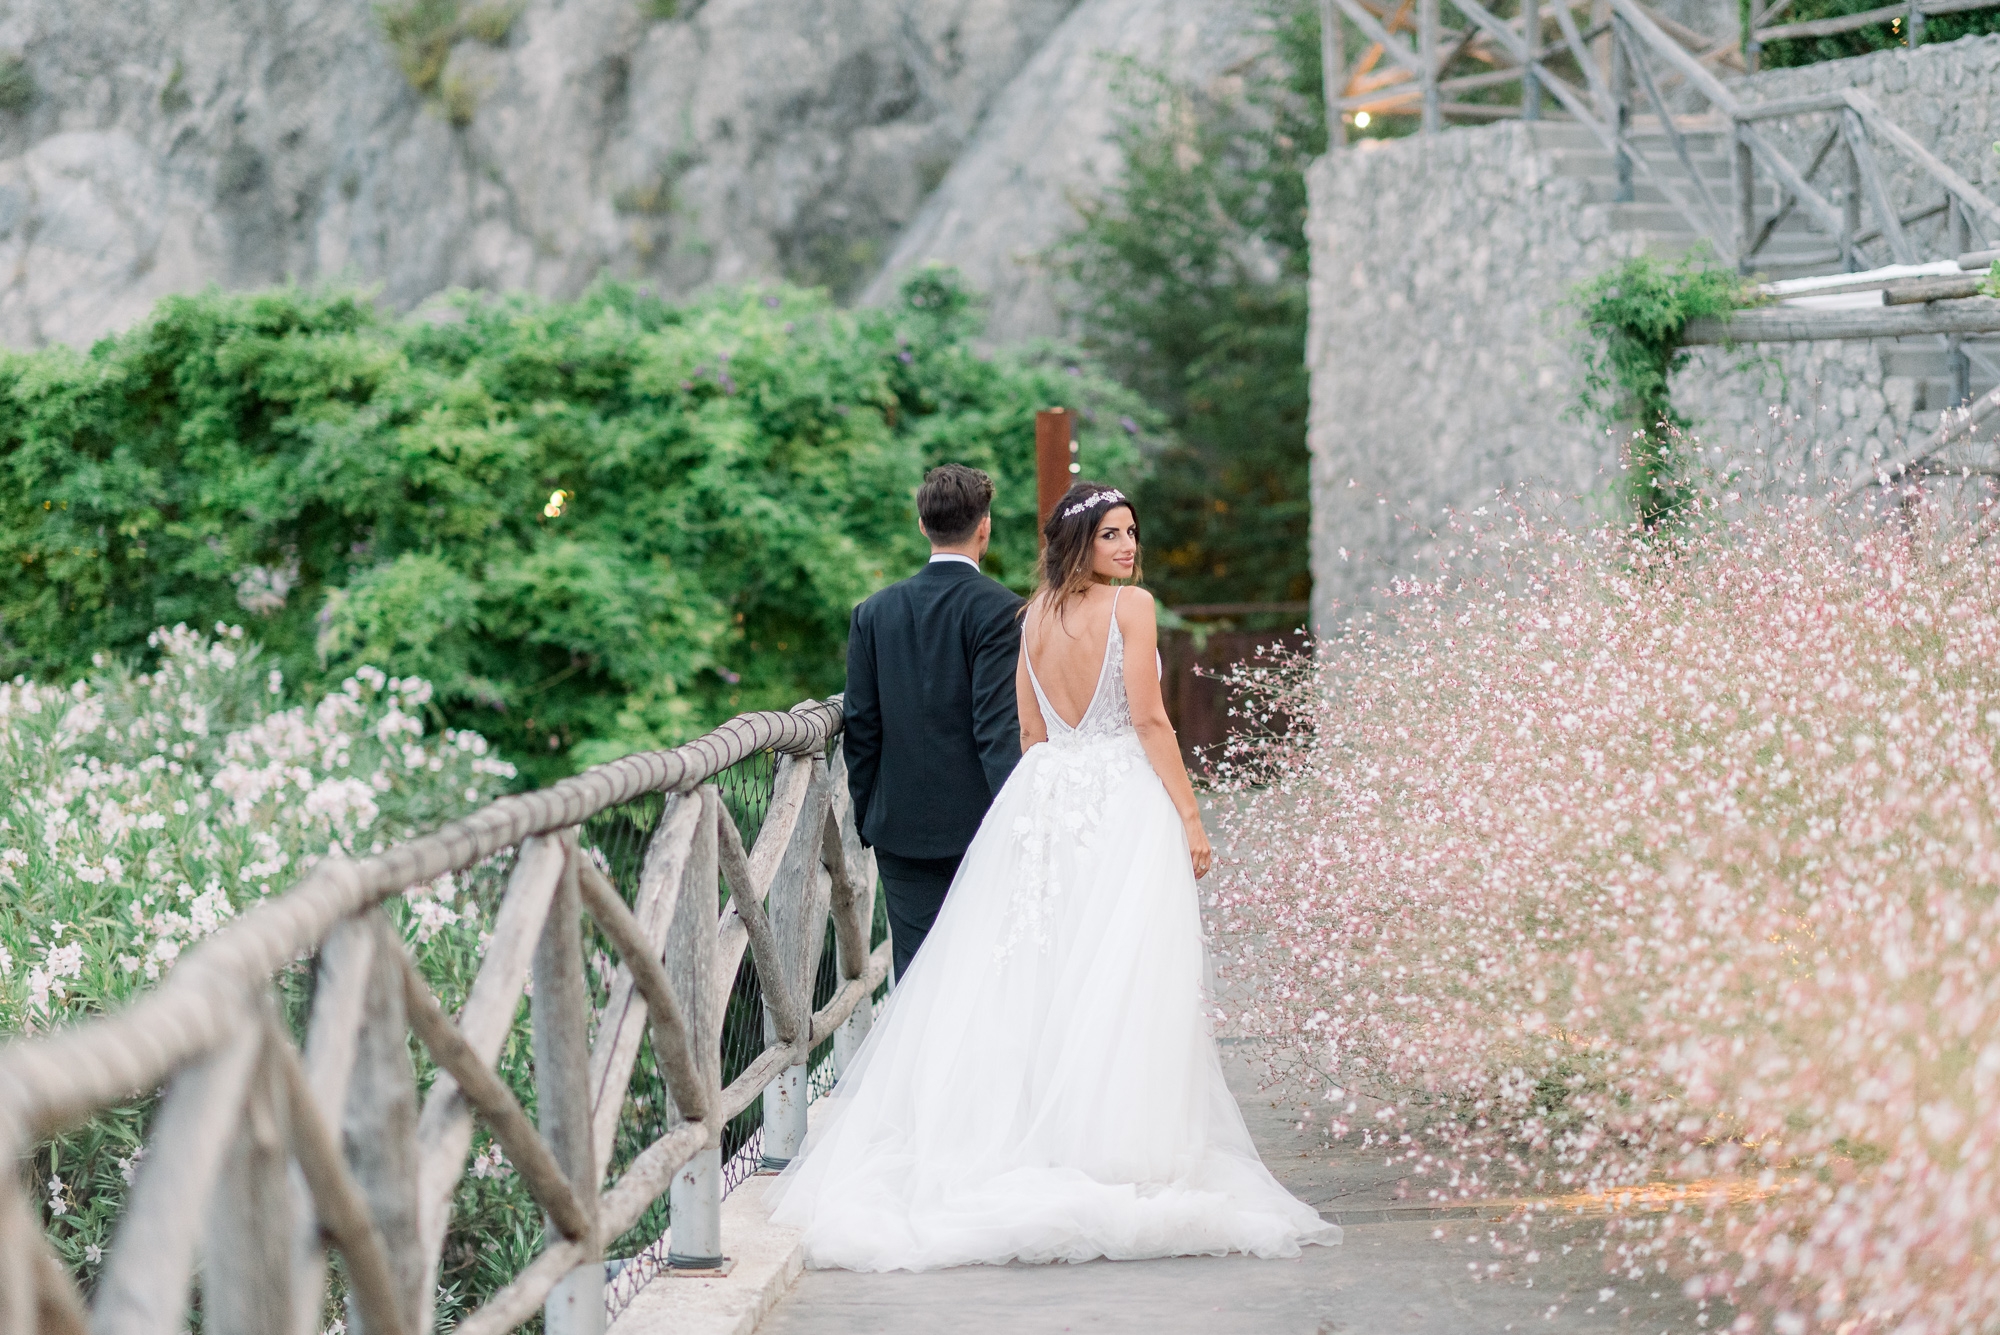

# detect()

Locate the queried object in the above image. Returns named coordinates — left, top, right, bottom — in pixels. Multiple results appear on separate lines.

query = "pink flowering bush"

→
left=1215, top=494, right=2000, bottom=1332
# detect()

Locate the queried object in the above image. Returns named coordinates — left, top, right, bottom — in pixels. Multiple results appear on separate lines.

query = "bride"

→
left=768, top=482, right=1340, bottom=1271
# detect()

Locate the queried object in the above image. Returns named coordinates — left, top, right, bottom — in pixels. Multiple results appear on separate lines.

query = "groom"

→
left=843, top=463, right=1025, bottom=982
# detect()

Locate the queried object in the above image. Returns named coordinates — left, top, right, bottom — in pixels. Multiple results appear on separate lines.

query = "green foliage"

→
left=1983, top=257, right=2000, bottom=299
left=1572, top=251, right=1759, bottom=527
left=0, top=54, right=34, bottom=113
left=0, top=271, right=1145, bottom=783
left=1060, top=2, right=1327, bottom=609
left=1759, top=0, right=2000, bottom=67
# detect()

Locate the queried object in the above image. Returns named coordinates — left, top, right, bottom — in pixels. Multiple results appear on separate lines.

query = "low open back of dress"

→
left=1024, top=587, right=1128, bottom=737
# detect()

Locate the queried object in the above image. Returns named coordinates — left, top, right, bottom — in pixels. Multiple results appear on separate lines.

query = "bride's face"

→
left=1090, top=506, right=1138, bottom=583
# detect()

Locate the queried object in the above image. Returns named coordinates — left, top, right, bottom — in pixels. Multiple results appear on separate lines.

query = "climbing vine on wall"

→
left=1573, top=252, right=1761, bottom=528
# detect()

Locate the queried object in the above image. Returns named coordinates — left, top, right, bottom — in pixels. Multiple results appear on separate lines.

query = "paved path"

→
left=756, top=1047, right=1716, bottom=1335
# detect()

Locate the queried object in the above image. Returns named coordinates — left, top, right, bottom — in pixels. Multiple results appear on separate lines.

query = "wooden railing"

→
left=1317, top=0, right=1743, bottom=138
left=1316, top=0, right=2000, bottom=280
left=0, top=697, right=884, bottom=1335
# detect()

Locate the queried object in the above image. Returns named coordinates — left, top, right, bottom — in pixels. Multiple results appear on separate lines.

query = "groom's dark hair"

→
left=917, top=464, right=994, bottom=545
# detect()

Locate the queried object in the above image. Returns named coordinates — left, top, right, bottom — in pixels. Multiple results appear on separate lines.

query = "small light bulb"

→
left=1068, top=462, right=1081, bottom=474
left=1354, top=111, right=1371, bottom=129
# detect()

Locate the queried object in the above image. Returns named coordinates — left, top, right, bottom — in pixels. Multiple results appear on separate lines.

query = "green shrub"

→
left=1572, top=251, right=1758, bottom=527
left=0, top=271, right=1145, bottom=783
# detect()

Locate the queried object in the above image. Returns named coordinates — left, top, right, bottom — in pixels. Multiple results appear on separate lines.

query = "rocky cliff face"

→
left=860, top=0, right=1261, bottom=343
left=0, top=0, right=1086, bottom=348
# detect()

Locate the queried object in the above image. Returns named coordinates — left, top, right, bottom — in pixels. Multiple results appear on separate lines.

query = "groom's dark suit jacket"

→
left=844, top=559, right=1025, bottom=860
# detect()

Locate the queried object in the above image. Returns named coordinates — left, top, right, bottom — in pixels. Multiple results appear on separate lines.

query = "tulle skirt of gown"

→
left=766, top=729, right=1341, bottom=1271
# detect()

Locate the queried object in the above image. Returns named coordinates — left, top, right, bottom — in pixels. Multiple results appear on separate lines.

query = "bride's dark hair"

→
left=1034, top=480, right=1142, bottom=623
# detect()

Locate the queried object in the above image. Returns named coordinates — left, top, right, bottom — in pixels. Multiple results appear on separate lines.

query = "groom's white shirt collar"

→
left=928, top=553, right=979, bottom=569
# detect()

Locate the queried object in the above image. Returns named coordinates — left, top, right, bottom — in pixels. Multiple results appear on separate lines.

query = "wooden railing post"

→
left=1418, top=0, right=1441, bottom=134
left=204, top=1020, right=295, bottom=1335
left=1319, top=0, right=1347, bottom=147
left=92, top=1016, right=264, bottom=1335
left=344, top=913, right=425, bottom=1335
left=668, top=792, right=724, bottom=1271
left=414, top=833, right=567, bottom=1322
left=587, top=793, right=703, bottom=1184
left=1610, top=27, right=1633, bottom=202
left=824, top=751, right=879, bottom=1079
left=1735, top=122, right=1756, bottom=272
left=0, top=1162, right=35, bottom=1335
left=1522, top=0, right=1541, bottom=121
left=535, top=838, right=603, bottom=1335
left=757, top=756, right=833, bottom=1171
left=1840, top=128, right=1861, bottom=271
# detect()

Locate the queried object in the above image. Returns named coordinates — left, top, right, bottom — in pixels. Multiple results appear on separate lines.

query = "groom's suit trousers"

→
left=875, top=849, right=963, bottom=983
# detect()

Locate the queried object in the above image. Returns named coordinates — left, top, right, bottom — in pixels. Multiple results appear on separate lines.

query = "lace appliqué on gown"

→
left=1000, top=591, right=1141, bottom=959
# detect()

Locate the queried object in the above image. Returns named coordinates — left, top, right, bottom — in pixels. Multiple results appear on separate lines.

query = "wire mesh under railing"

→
left=600, top=747, right=888, bottom=1317
left=604, top=899, right=891, bottom=1317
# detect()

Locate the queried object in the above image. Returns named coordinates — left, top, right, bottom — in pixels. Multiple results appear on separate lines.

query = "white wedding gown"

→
left=767, top=594, right=1341, bottom=1271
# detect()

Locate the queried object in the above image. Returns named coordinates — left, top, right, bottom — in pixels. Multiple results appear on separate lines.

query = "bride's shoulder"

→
left=1114, top=585, right=1158, bottom=628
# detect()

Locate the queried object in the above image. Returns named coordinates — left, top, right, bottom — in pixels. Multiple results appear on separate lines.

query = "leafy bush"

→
left=1, top=625, right=520, bottom=1299
left=0, top=270, right=1145, bottom=782
left=1572, top=252, right=1758, bottom=527
left=1215, top=491, right=2000, bottom=1330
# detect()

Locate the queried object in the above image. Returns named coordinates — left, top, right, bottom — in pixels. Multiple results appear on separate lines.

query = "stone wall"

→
left=1304, top=36, right=2000, bottom=629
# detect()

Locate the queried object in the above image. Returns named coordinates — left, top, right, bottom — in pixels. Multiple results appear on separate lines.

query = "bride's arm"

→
left=1118, top=589, right=1213, bottom=879
left=1016, top=603, right=1048, bottom=754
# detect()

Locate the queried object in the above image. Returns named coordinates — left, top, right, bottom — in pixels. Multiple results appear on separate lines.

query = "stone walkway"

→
left=754, top=1048, right=1717, bottom=1335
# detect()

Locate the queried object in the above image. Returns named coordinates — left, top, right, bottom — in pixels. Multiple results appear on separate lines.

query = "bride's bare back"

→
left=1020, top=584, right=1126, bottom=728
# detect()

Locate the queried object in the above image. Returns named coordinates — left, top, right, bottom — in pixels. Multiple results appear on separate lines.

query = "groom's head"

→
left=917, top=464, right=994, bottom=561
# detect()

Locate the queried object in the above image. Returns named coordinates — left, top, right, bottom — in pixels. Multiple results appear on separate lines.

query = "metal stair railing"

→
left=0, top=696, right=885, bottom=1335
left=1318, top=0, right=1744, bottom=139
left=1320, top=0, right=1999, bottom=284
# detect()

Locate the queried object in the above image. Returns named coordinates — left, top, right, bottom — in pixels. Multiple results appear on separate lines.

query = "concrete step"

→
left=1550, top=150, right=1736, bottom=181
left=1607, top=201, right=1720, bottom=231
left=1528, top=120, right=1732, bottom=151
left=1567, top=177, right=1775, bottom=208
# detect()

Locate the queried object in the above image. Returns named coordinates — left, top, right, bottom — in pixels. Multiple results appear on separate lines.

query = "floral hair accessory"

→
left=1060, top=489, right=1126, bottom=520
